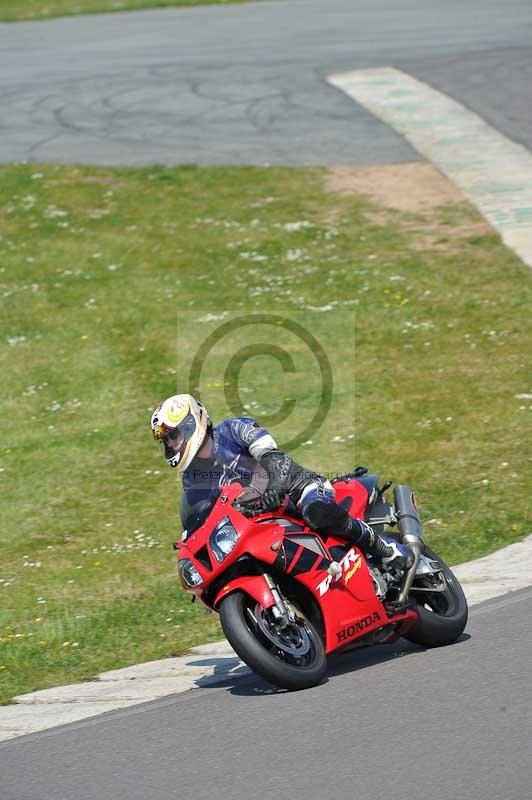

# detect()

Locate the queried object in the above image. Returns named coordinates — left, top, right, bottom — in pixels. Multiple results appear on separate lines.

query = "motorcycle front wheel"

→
left=219, top=591, right=327, bottom=691
left=403, top=545, right=468, bottom=647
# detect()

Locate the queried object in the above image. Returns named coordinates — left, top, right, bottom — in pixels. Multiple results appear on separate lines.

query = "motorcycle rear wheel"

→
left=219, top=591, right=327, bottom=690
left=403, top=545, right=468, bottom=647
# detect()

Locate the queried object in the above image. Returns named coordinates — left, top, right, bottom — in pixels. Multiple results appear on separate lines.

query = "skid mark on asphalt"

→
left=328, top=67, right=532, bottom=267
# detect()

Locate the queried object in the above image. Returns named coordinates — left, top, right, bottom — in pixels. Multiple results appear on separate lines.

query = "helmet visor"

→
left=158, top=412, right=198, bottom=466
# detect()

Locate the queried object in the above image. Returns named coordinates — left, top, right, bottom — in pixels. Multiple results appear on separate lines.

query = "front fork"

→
left=263, top=572, right=299, bottom=629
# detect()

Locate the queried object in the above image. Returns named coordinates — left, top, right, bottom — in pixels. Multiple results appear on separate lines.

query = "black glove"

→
left=259, top=449, right=293, bottom=512
left=261, top=481, right=286, bottom=512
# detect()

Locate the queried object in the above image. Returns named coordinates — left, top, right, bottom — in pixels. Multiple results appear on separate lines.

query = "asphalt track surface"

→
left=1, top=0, right=532, bottom=165
left=2, top=588, right=532, bottom=800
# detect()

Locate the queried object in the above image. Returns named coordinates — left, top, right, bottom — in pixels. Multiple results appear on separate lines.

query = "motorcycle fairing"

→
left=177, top=481, right=417, bottom=653
left=292, top=542, right=416, bottom=652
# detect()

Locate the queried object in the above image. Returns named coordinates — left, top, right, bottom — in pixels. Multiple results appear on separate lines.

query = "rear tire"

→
left=219, top=591, right=327, bottom=691
left=403, top=545, right=468, bottom=647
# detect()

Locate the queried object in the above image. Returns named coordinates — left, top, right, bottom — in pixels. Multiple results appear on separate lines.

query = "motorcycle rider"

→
left=150, top=393, right=412, bottom=571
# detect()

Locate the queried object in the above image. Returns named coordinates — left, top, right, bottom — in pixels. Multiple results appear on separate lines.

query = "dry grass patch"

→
left=326, top=163, right=492, bottom=251
left=326, top=163, right=464, bottom=212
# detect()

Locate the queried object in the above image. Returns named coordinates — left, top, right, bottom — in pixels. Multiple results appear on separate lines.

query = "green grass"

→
left=0, top=0, right=256, bottom=23
left=1, top=163, right=531, bottom=703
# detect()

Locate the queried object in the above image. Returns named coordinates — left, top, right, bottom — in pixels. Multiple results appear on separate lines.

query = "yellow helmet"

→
left=150, top=394, right=209, bottom=470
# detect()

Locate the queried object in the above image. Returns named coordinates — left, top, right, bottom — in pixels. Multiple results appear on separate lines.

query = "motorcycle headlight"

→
left=209, top=517, right=239, bottom=563
left=178, top=558, right=203, bottom=588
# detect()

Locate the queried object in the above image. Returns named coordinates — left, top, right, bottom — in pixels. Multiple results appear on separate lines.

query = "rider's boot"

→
left=302, top=499, right=413, bottom=572
left=342, top=517, right=414, bottom=571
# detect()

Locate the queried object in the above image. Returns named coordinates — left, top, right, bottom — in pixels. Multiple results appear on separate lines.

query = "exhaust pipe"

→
left=394, top=486, right=424, bottom=604
left=393, top=485, right=424, bottom=547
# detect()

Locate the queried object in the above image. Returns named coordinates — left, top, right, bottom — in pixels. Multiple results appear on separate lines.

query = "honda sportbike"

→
left=175, top=468, right=468, bottom=690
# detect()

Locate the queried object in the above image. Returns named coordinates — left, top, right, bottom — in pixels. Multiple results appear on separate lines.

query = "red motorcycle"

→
left=175, top=468, right=468, bottom=690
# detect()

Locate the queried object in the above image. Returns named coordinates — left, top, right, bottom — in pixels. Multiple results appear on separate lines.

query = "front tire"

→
left=403, top=545, right=468, bottom=647
left=219, top=591, right=327, bottom=690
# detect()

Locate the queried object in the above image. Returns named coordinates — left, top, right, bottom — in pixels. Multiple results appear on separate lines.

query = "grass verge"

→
left=0, top=0, right=257, bottom=23
left=1, top=163, right=530, bottom=702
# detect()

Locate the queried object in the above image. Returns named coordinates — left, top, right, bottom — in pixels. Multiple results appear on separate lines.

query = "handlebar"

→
left=233, top=497, right=267, bottom=518
left=233, top=494, right=288, bottom=518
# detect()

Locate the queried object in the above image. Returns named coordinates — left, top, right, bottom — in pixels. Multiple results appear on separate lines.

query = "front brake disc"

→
left=252, top=604, right=311, bottom=656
